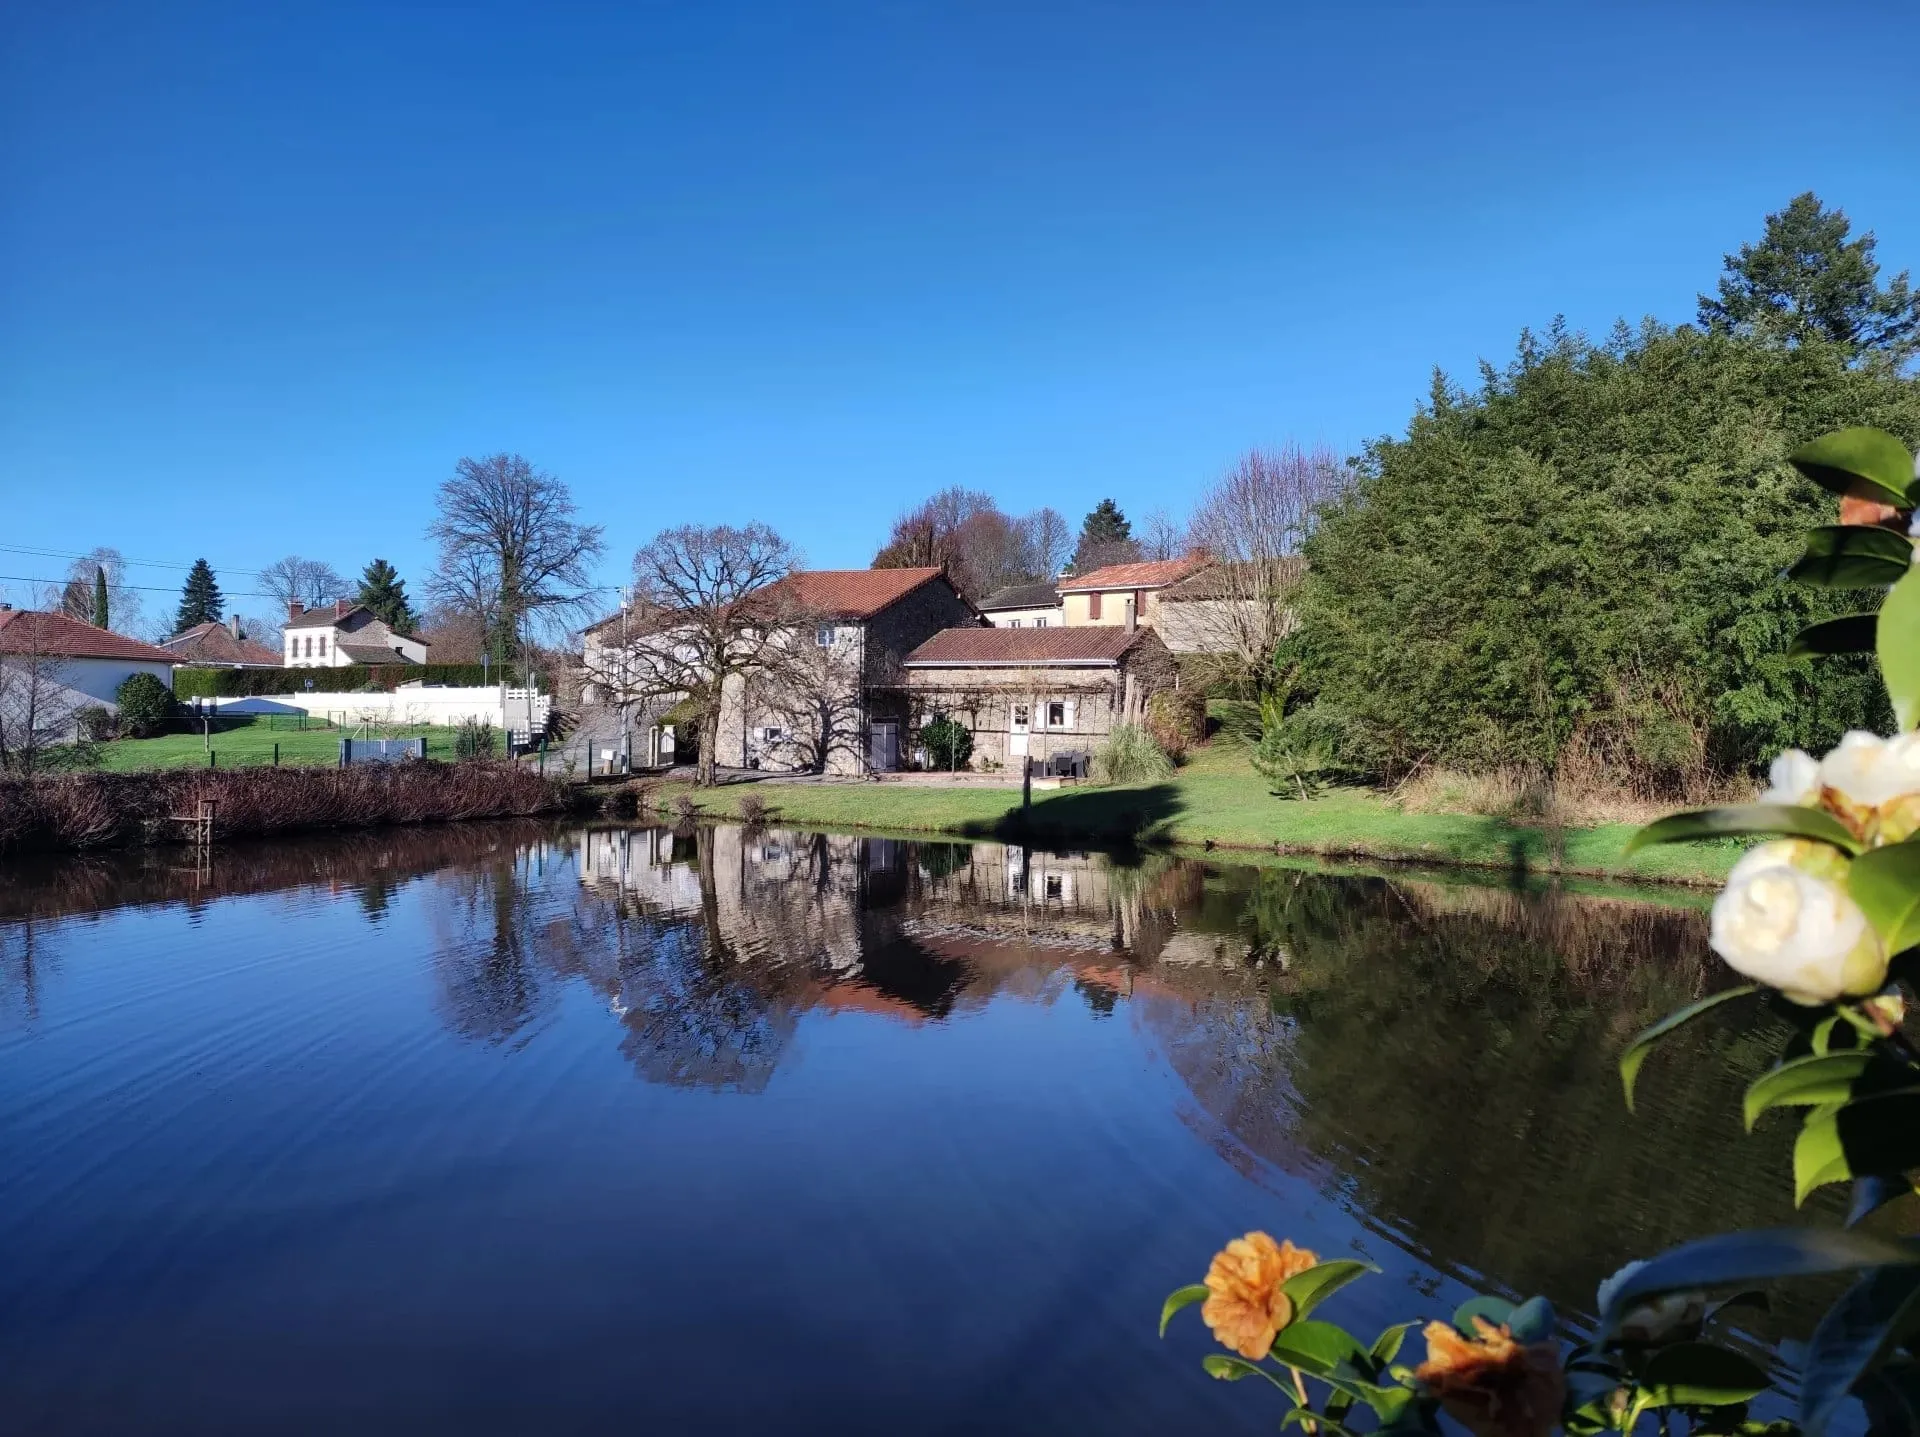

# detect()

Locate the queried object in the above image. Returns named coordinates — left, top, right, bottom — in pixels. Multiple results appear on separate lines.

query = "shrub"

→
left=1091, top=723, right=1174, bottom=784
left=1146, top=690, right=1205, bottom=763
left=919, top=717, right=972, bottom=771
left=737, top=792, right=768, bottom=826
left=115, top=673, right=175, bottom=737
left=453, top=717, right=497, bottom=759
left=75, top=706, right=115, bottom=742
left=671, top=794, right=696, bottom=822
left=171, top=663, right=498, bottom=700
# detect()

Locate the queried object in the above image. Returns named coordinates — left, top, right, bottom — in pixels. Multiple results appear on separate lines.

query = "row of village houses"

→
left=2, top=555, right=1273, bottom=771
left=580, top=556, right=1269, bottom=775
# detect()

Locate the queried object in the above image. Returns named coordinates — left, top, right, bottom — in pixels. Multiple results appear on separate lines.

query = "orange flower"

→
left=1200, top=1232, right=1318, bottom=1359
left=1415, top=1319, right=1564, bottom=1437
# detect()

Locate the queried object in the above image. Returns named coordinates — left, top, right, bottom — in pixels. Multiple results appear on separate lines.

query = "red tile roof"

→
left=764, top=567, right=950, bottom=619
left=1057, top=557, right=1208, bottom=593
left=160, top=621, right=283, bottom=667
left=0, top=609, right=179, bottom=664
left=903, top=625, right=1153, bottom=666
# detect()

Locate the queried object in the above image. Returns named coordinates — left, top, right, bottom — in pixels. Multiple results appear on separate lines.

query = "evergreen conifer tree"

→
left=1073, top=498, right=1139, bottom=570
left=92, top=566, right=109, bottom=629
left=174, top=558, right=223, bottom=633
left=356, top=558, right=417, bottom=633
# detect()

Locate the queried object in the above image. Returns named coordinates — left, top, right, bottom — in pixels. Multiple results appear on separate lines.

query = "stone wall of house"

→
left=901, top=665, right=1138, bottom=772
left=862, top=577, right=978, bottom=693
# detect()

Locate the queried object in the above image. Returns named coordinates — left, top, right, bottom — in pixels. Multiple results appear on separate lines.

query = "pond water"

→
left=0, top=823, right=1811, bottom=1433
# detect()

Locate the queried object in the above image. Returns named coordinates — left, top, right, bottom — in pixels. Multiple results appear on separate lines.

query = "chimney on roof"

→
left=1124, top=596, right=1137, bottom=633
left=288, top=600, right=304, bottom=620
left=335, top=598, right=351, bottom=619
left=229, top=614, right=241, bottom=640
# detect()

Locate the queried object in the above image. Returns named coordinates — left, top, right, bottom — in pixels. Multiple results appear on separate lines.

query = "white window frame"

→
left=1010, top=703, right=1030, bottom=734
left=815, top=624, right=835, bottom=647
left=1046, top=700, right=1066, bottom=729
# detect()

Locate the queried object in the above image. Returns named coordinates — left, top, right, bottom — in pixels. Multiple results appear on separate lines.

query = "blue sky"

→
left=3, top=1, right=1917, bottom=626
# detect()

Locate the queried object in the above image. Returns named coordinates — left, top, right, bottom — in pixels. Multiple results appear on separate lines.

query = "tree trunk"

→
left=697, top=698, right=722, bottom=788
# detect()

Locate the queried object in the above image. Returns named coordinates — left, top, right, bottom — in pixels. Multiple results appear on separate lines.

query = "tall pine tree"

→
left=92, top=566, right=109, bottom=629
left=1698, top=192, right=1920, bottom=364
left=174, top=558, right=223, bottom=634
left=356, top=558, right=417, bottom=633
left=1072, top=498, right=1140, bottom=571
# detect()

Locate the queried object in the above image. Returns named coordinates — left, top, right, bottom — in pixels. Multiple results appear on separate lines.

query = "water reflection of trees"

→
left=8, top=822, right=1813, bottom=1332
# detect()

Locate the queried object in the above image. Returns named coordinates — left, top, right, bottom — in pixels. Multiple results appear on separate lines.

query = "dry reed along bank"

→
left=0, top=762, right=573, bottom=853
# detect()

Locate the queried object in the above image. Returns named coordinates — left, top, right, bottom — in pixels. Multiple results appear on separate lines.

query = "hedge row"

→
left=172, top=663, right=506, bottom=699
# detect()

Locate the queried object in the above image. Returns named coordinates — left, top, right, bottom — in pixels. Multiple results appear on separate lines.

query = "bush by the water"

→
left=1092, top=723, right=1174, bottom=784
left=919, top=717, right=973, bottom=771
left=1286, top=323, right=1920, bottom=787
left=75, top=706, right=115, bottom=743
left=1145, top=690, right=1206, bottom=762
left=0, top=761, right=567, bottom=852
left=113, top=673, right=176, bottom=737
left=454, top=717, right=498, bottom=758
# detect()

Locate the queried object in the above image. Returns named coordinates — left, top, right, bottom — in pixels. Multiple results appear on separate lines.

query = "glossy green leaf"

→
left=1506, top=1296, right=1555, bottom=1343
left=1202, top=1353, right=1287, bottom=1387
left=1881, top=568, right=1920, bottom=731
left=1642, top=1342, right=1771, bottom=1407
left=1789, top=527, right=1913, bottom=589
left=1451, top=1296, right=1515, bottom=1334
left=1803, top=1266, right=1920, bottom=1436
left=1790, top=428, right=1917, bottom=507
left=1624, top=805, right=1861, bottom=857
left=1279, top=1407, right=1358, bottom=1437
left=1796, top=1104, right=1852, bottom=1205
left=1370, top=1322, right=1415, bottom=1369
left=1744, top=1052, right=1874, bottom=1130
left=1595, top=1228, right=1920, bottom=1337
left=1851, top=841, right=1920, bottom=954
left=1791, top=613, right=1879, bottom=658
left=1270, top=1319, right=1370, bottom=1378
left=1280, top=1260, right=1378, bottom=1322
left=1619, top=986, right=1760, bottom=1112
left=1159, top=1283, right=1209, bottom=1338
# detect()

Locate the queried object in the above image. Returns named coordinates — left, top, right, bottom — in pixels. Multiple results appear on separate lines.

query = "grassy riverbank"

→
left=633, top=737, right=1739, bottom=886
left=85, top=716, right=459, bottom=771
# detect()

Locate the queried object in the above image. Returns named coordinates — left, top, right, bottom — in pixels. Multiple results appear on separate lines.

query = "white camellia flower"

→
left=1709, top=841, right=1887, bottom=1005
left=1595, top=1259, right=1705, bottom=1344
left=1818, top=730, right=1920, bottom=810
left=1760, top=748, right=1820, bottom=805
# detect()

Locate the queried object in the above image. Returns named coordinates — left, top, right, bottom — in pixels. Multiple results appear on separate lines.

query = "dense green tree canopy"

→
left=357, top=558, right=417, bottom=633
left=173, top=558, right=223, bottom=633
left=1287, top=323, right=1920, bottom=785
left=1074, top=497, right=1139, bottom=571
left=1698, top=192, right=1919, bottom=366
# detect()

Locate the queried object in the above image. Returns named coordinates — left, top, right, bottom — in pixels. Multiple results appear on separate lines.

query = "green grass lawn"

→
left=638, top=732, right=1740, bottom=887
left=90, top=716, right=461, bottom=771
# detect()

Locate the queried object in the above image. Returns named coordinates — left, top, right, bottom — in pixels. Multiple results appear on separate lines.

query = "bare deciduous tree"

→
left=748, top=633, right=867, bottom=775
left=1138, top=508, right=1191, bottom=562
left=1015, top=507, right=1072, bottom=579
left=54, top=549, right=143, bottom=635
left=258, top=556, right=350, bottom=614
left=0, top=618, right=81, bottom=774
left=1184, top=444, right=1350, bottom=691
left=620, top=524, right=800, bottom=787
left=874, top=490, right=1072, bottom=599
left=427, top=454, right=606, bottom=669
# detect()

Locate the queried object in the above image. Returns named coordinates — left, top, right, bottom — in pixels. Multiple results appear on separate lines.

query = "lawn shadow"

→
left=955, top=782, right=1186, bottom=846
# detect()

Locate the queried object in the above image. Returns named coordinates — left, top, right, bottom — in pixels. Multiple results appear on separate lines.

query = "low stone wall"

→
left=200, top=685, right=551, bottom=734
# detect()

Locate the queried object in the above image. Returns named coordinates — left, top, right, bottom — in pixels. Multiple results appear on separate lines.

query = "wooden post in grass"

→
left=208, top=750, right=216, bottom=770
left=272, top=742, right=279, bottom=767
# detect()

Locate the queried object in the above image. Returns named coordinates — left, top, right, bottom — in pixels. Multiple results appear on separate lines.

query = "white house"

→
left=976, top=580, right=1063, bottom=629
left=0, top=607, right=179, bottom=743
left=283, top=599, right=429, bottom=667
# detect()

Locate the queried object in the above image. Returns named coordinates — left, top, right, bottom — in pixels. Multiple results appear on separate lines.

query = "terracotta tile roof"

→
left=1057, top=557, right=1208, bottom=593
left=977, top=581, right=1061, bottom=612
left=285, top=600, right=362, bottom=630
left=0, top=609, right=179, bottom=664
left=161, top=621, right=284, bottom=667
left=903, top=625, right=1151, bottom=666
left=763, top=567, right=950, bottom=619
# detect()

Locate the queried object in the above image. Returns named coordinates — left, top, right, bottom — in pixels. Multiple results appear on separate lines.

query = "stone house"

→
left=1153, top=557, right=1304, bottom=655
left=283, top=599, right=429, bottom=668
left=1055, top=557, right=1209, bottom=630
left=719, top=567, right=978, bottom=775
left=900, top=623, right=1177, bottom=772
left=976, top=580, right=1063, bottom=629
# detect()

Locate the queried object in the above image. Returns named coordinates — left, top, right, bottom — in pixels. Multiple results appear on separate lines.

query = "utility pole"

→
left=618, top=586, right=633, bottom=774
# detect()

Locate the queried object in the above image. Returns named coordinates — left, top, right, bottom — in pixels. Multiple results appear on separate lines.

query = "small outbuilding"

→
left=900, top=623, right=1177, bottom=772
